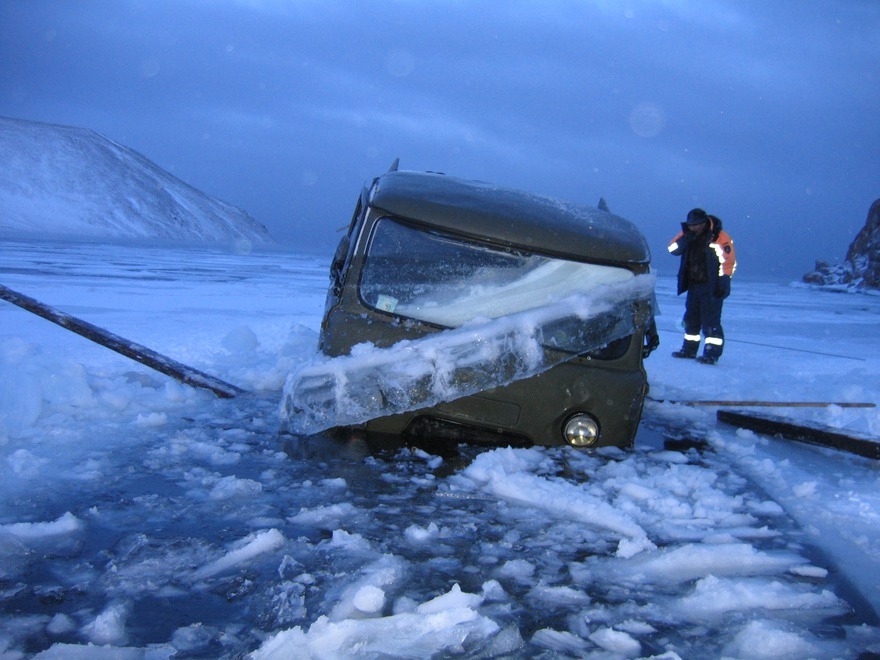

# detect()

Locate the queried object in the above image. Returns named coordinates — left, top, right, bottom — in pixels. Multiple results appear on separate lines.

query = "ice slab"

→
left=281, top=274, right=654, bottom=435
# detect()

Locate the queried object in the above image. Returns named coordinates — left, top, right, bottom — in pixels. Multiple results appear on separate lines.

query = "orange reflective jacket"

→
left=668, top=215, right=736, bottom=295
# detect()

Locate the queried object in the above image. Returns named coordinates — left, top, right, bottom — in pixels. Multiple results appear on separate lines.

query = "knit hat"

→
left=686, top=208, right=709, bottom=225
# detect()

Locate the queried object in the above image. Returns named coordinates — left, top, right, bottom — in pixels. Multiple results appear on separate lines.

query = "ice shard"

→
left=281, top=274, right=654, bottom=435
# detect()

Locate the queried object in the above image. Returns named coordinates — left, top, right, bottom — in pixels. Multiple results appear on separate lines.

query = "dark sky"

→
left=2, top=1, right=878, bottom=279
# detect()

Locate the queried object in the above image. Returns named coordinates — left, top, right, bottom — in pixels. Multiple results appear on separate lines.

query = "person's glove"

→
left=677, top=225, right=696, bottom=245
left=670, top=227, right=694, bottom=255
left=715, top=275, right=731, bottom=299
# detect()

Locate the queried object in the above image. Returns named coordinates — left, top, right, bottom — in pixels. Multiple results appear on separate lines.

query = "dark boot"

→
left=672, top=337, right=699, bottom=359
left=699, top=338, right=723, bottom=365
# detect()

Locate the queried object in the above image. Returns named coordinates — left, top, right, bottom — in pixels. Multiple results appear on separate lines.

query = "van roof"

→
left=369, top=170, right=650, bottom=266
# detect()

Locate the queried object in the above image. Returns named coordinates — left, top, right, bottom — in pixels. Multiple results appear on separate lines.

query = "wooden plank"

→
left=717, top=409, right=880, bottom=460
left=651, top=398, right=875, bottom=408
left=0, top=283, right=245, bottom=399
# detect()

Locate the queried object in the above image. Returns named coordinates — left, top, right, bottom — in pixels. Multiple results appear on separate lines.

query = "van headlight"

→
left=563, top=413, right=600, bottom=447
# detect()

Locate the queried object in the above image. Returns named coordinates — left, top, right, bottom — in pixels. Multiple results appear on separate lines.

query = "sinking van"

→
left=317, top=166, right=656, bottom=448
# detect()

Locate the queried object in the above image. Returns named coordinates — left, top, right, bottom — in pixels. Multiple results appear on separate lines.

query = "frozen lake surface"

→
left=1, top=240, right=879, bottom=658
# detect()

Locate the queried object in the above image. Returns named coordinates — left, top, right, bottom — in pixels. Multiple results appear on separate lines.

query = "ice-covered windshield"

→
left=360, top=217, right=634, bottom=327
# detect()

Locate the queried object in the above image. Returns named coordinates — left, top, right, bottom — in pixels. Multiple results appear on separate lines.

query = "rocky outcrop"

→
left=803, top=199, right=880, bottom=291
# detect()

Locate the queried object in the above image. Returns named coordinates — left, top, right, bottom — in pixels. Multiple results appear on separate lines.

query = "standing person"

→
left=667, top=208, right=737, bottom=364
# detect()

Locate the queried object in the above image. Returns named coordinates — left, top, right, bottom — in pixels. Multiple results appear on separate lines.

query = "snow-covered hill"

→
left=0, top=116, right=273, bottom=245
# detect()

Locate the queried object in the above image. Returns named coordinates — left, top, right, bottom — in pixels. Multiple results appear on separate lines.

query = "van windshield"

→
left=360, top=218, right=633, bottom=328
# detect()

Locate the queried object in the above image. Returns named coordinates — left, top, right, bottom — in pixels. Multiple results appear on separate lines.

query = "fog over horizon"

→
left=2, top=1, right=878, bottom=280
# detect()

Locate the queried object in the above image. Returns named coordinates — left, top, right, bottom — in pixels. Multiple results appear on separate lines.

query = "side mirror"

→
left=330, top=235, right=350, bottom=296
left=642, top=318, right=660, bottom=358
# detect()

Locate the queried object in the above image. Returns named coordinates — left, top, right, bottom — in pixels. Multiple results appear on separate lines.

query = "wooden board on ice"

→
left=717, top=409, right=880, bottom=460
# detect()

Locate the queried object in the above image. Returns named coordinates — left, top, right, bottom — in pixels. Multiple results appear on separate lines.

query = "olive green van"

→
left=317, top=166, right=656, bottom=448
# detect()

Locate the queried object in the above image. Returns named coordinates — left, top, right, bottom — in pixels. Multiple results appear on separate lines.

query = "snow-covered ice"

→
left=1, top=238, right=880, bottom=658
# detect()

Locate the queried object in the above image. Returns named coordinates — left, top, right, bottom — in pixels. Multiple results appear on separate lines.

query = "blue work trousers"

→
left=682, top=282, right=725, bottom=359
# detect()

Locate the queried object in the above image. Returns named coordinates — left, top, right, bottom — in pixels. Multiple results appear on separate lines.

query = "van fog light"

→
left=564, top=414, right=600, bottom=447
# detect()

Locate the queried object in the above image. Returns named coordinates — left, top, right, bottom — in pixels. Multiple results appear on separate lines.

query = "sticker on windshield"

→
left=376, top=294, right=398, bottom=313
